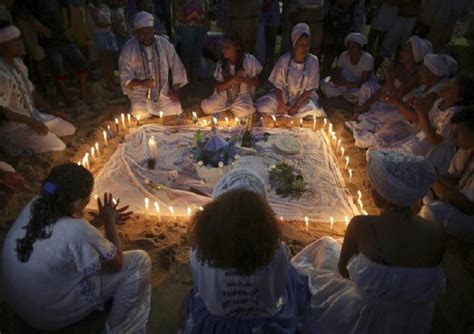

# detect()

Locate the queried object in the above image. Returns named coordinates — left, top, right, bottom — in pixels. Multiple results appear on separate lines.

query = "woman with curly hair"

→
left=181, top=168, right=309, bottom=333
left=2, top=163, right=151, bottom=333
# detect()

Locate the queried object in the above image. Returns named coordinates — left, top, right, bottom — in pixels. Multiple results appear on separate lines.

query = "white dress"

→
left=320, top=51, right=374, bottom=102
left=119, top=35, right=188, bottom=119
left=256, top=52, right=326, bottom=118
left=0, top=58, right=76, bottom=155
left=292, top=236, right=445, bottom=334
left=201, top=53, right=262, bottom=118
left=421, top=149, right=474, bottom=240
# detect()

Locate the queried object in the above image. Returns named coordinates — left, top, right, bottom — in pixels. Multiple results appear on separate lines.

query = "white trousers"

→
left=89, top=250, right=152, bottom=334
left=201, top=92, right=255, bottom=118
left=320, top=79, right=360, bottom=103
left=255, top=91, right=326, bottom=118
left=128, top=92, right=183, bottom=120
left=0, top=114, right=76, bottom=155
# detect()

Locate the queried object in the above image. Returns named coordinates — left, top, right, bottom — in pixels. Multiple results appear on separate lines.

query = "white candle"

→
left=330, top=216, right=334, bottom=231
left=136, top=115, right=140, bottom=126
left=212, top=117, right=218, bottom=126
left=345, top=216, right=350, bottom=229
left=154, top=201, right=161, bottom=221
left=357, top=190, right=362, bottom=200
left=358, top=198, right=364, bottom=210
left=115, top=118, right=119, bottom=132
left=235, top=117, right=240, bottom=126
left=103, top=130, right=108, bottom=147
left=77, top=161, right=81, bottom=166
left=345, top=156, right=350, bottom=168
left=328, top=123, right=333, bottom=134
left=362, top=210, right=369, bottom=215
left=107, top=125, right=112, bottom=135
left=90, top=146, right=96, bottom=160
left=323, top=118, right=327, bottom=127
left=300, top=118, right=303, bottom=127
left=349, top=169, right=353, bottom=182
left=83, top=153, right=90, bottom=169
left=187, top=207, right=192, bottom=217
left=271, top=115, right=277, bottom=127
left=225, top=117, right=229, bottom=125
left=144, top=197, right=150, bottom=216
left=112, top=198, right=118, bottom=206
left=159, top=111, right=164, bottom=124
left=340, top=146, right=345, bottom=157
left=337, top=138, right=342, bottom=151
left=127, top=114, right=132, bottom=128
left=94, top=194, right=98, bottom=200
left=312, top=115, right=317, bottom=130
left=192, top=111, right=198, bottom=124
left=95, top=142, right=100, bottom=156
left=218, top=161, right=224, bottom=168
left=304, top=216, right=309, bottom=231
left=199, top=206, right=204, bottom=211
left=148, top=135, right=158, bottom=160
left=169, top=206, right=176, bottom=221
left=280, top=216, right=284, bottom=223
left=121, top=113, right=126, bottom=129
left=290, top=120, right=294, bottom=127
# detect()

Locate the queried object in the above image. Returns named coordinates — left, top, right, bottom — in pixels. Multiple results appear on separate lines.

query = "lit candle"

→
left=304, top=216, right=309, bottom=231
left=83, top=153, right=90, bottom=169
left=121, top=113, right=126, bottom=129
left=330, top=216, right=334, bottom=231
left=280, top=216, right=284, bottom=222
left=290, top=120, right=294, bottom=127
left=103, top=130, right=108, bottom=147
left=154, top=201, right=161, bottom=220
left=212, top=117, right=218, bottom=126
left=136, top=115, right=140, bottom=126
left=192, top=111, right=198, bottom=124
left=115, top=118, right=120, bottom=132
left=95, top=142, right=100, bottom=156
left=127, top=114, right=132, bottom=128
left=358, top=198, right=364, bottom=210
left=112, top=198, right=118, bottom=206
left=312, top=115, right=317, bottom=130
left=357, top=190, right=362, bottom=200
left=349, top=169, right=353, bottom=182
left=144, top=197, right=150, bottom=216
left=337, top=138, right=342, bottom=151
left=148, top=135, right=158, bottom=160
left=77, top=161, right=81, bottom=166
left=94, top=194, right=98, bottom=200
left=345, top=156, right=350, bottom=168
left=328, top=123, right=333, bottom=133
left=107, top=125, right=112, bottom=137
left=300, top=118, right=303, bottom=128
left=159, top=111, right=164, bottom=124
left=225, top=117, right=229, bottom=125
left=362, top=210, right=369, bottom=216
left=199, top=206, right=204, bottom=211
left=340, top=146, right=345, bottom=157
left=187, top=207, right=192, bottom=217
left=235, top=117, right=240, bottom=126
left=202, top=120, right=208, bottom=127
left=271, top=115, right=277, bottom=127
left=169, top=206, right=176, bottom=221
left=323, top=118, right=327, bottom=127
left=345, top=216, right=350, bottom=229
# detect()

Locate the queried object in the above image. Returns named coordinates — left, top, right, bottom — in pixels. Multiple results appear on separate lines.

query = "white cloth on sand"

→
left=0, top=58, right=75, bottom=155
left=201, top=53, right=262, bottom=118
left=256, top=53, right=325, bottom=118
left=119, top=35, right=188, bottom=119
left=2, top=199, right=151, bottom=332
left=292, top=236, right=445, bottom=334
left=421, top=149, right=474, bottom=240
left=320, top=51, right=374, bottom=102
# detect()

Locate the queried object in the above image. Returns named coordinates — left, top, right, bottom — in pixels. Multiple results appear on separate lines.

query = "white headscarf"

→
left=134, top=11, right=154, bottom=30
left=367, top=150, right=437, bottom=207
left=407, top=36, right=432, bottom=63
left=212, top=168, right=267, bottom=199
left=291, top=23, right=310, bottom=47
left=423, top=53, right=458, bottom=78
left=344, top=32, right=367, bottom=48
left=0, top=25, right=21, bottom=44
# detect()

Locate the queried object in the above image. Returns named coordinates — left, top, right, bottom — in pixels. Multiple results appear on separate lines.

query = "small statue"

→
left=241, top=116, right=253, bottom=148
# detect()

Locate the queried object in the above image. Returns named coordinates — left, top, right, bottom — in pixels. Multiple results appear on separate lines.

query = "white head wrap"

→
left=291, top=23, right=310, bottom=47
left=212, top=168, right=267, bottom=199
left=367, top=150, right=437, bottom=207
left=0, top=25, right=21, bottom=44
left=423, top=53, right=458, bottom=78
left=407, top=36, right=432, bottom=63
left=344, top=32, right=367, bottom=48
left=134, top=11, right=154, bottom=30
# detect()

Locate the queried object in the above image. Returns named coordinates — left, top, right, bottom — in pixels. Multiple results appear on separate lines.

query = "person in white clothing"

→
left=201, top=32, right=262, bottom=118
left=293, top=150, right=445, bottom=334
left=2, top=163, right=152, bottom=332
left=119, top=11, right=188, bottom=120
left=421, top=108, right=474, bottom=241
left=0, top=23, right=76, bottom=155
left=256, top=23, right=325, bottom=119
left=320, top=32, right=374, bottom=103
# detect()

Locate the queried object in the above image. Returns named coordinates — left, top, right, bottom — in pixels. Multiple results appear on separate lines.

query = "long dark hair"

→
left=189, top=189, right=281, bottom=275
left=16, top=163, right=94, bottom=262
left=221, top=31, right=245, bottom=81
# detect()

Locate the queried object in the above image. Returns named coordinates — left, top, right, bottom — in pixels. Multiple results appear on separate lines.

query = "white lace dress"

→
left=292, top=236, right=445, bottom=334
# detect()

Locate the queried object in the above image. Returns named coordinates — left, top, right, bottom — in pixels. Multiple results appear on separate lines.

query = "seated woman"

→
left=350, top=53, right=458, bottom=148
left=354, top=35, right=432, bottom=117
left=181, top=168, right=309, bottom=333
left=201, top=32, right=262, bottom=118
left=379, top=72, right=474, bottom=174
left=256, top=23, right=325, bottom=118
left=292, top=151, right=445, bottom=334
left=320, top=32, right=374, bottom=103
left=0, top=23, right=76, bottom=155
left=2, top=163, right=151, bottom=332
left=421, top=108, right=474, bottom=241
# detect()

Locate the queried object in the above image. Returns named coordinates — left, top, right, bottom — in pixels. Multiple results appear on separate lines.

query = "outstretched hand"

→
left=90, top=193, right=133, bottom=227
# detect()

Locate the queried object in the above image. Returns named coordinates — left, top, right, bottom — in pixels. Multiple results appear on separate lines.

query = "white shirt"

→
left=337, top=51, right=374, bottom=83
left=448, top=148, right=474, bottom=201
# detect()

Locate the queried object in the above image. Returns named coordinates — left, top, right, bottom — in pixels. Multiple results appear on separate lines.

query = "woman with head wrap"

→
left=2, top=163, right=152, bottom=332
left=421, top=107, right=474, bottom=241
left=320, top=32, right=375, bottom=103
left=180, top=168, right=309, bottom=333
left=292, top=151, right=446, bottom=334
left=201, top=31, right=262, bottom=118
left=256, top=23, right=326, bottom=119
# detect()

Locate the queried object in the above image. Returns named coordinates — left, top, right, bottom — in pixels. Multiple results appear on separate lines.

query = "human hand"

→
left=90, top=197, right=133, bottom=227
left=0, top=172, right=27, bottom=192
left=51, top=110, right=72, bottom=122
left=27, top=119, right=49, bottom=136
left=141, top=78, right=156, bottom=89
left=34, top=21, right=52, bottom=39
left=95, top=193, right=119, bottom=227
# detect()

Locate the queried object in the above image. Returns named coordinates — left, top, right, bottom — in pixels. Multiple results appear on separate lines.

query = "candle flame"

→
left=154, top=201, right=160, bottom=213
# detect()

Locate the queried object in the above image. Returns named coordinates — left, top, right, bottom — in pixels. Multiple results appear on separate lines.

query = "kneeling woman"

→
left=2, top=164, right=151, bottom=333
left=292, top=151, right=445, bottom=333
left=256, top=23, right=325, bottom=118
left=181, top=169, right=309, bottom=333
left=201, top=32, right=262, bottom=118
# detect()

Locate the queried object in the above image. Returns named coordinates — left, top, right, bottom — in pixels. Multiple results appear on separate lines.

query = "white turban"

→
left=212, top=168, right=267, bottom=199
left=367, top=150, right=437, bottom=207
left=0, top=25, right=21, bottom=44
left=134, top=11, right=154, bottom=30
left=291, top=23, right=310, bottom=47
left=423, top=53, right=458, bottom=78
left=407, top=36, right=432, bottom=63
left=344, top=32, right=367, bottom=47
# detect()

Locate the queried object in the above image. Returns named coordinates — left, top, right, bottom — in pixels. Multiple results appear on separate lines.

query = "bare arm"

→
left=432, top=179, right=474, bottom=215
left=1, top=106, right=49, bottom=135
left=338, top=218, right=360, bottom=278
left=289, top=89, right=313, bottom=115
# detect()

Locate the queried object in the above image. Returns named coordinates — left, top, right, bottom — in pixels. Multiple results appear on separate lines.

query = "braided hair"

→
left=16, top=163, right=94, bottom=262
left=221, top=31, right=245, bottom=82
